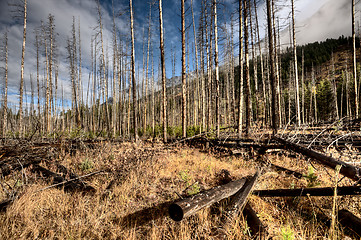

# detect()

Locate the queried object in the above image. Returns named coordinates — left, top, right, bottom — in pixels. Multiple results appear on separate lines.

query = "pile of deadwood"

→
left=176, top=131, right=361, bottom=239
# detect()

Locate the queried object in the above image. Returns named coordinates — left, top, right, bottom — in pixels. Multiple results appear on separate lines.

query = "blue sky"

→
left=0, top=0, right=353, bottom=109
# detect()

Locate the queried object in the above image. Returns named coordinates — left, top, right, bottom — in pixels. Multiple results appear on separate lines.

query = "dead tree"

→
left=292, top=0, right=300, bottom=126
left=238, top=0, right=244, bottom=137
left=352, top=0, right=359, bottom=118
left=181, top=0, right=187, bottom=138
left=129, top=0, right=138, bottom=141
left=214, top=0, right=220, bottom=138
left=266, top=0, right=278, bottom=134
left=2, top=31, right=8, bottom=136
left=243, top=0, right=251, bottom=136
left=17, top=0, right=27, bottom=136
left=159, top=0, right=167, bottom=142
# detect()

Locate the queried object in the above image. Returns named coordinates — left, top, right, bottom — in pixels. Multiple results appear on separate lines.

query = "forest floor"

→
left=0, top=128, right=360, bottom=239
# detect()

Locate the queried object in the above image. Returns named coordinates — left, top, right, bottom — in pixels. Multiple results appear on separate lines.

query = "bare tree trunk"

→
left=266, top=0, right=278, bottom=134
left=144, top=3, right=152, bottom=134
left=249, top=3, right=258, bottom=123
left=159, top=0, right=167, bottom=142
left=129, top=0, right=138, bottom=141
left=191, top=0, right=200, bottom=132
left=78, top=18, right=82, bottom=128
left=2, top=32, right=8, bottom=136
left=292, top=0, right=300, bottom=126
left=243, top=0, right=251, bottom=136
left=352, top=0, right=359, bottom=118
left=331, top=53, right=339, bottom=119
left=253, top=0, right=266, bottom=126
left=301, top=48, right=305, bottom=123
left=181, top=0, right=187, bottom=137
left=19, top=0, right=27, bottom=137
left=213, top=0, right=220, bottom=138
left=238, top=0, right=244, bottom=138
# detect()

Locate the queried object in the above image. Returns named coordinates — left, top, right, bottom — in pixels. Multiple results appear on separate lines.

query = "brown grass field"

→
left=0, top=136, right=360, bottom=239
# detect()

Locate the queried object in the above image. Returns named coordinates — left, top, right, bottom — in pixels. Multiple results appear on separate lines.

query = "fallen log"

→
left=168, top=177, right=248, bottom=221
left=253, top=186, right=361, bottom=197
left=242, top=202, right=267, bottom=239
left=338, top=209, right=361, bottom=237
left=273, top=136, right=361, bottom=181
left=224, top=172, right=259, bottom=222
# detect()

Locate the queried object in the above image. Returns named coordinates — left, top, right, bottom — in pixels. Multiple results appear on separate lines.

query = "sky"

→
left=0, top=0, right=354, bottom=109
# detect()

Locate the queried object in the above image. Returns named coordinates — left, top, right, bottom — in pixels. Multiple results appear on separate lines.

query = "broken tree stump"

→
left=168, top=177, right=248, bottom=221
left=273, top=136, right=361, bottom=182
left=338, top=209, right=361, bottom=237
left=253, top=186, right=361, bottom=197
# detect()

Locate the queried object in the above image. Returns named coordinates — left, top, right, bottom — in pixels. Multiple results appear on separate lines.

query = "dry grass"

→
left=0, top=140, right=360, bottom=239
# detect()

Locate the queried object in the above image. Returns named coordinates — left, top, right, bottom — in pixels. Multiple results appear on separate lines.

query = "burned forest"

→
left=0, top=0, right=360, bottom=239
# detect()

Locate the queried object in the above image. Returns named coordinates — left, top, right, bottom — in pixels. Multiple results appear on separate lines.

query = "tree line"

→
left=0, top=0, right=360, bottom=141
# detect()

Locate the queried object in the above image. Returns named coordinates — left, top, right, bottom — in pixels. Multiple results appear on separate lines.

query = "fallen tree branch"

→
left=34, top=170, right=102, bottom=193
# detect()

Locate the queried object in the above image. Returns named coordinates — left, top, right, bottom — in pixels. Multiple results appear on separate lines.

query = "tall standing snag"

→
left=238, top=0, right=244, bottom=138
left=181, top=0, right=187, bottom=138
left=266, top=0, right=278, bottom=134
left=159, top=0, right=167, bottom=142
left=2, top=31, right=8, bottom=136
left=19, top=0, right=27, bottom=137
left=213, top=0, right=220, bottom=138
left=130, top=0, right=138, bottom=141
left=292, top=0, right=300, bottom=126
left=352, top=0, right=359, bottom=118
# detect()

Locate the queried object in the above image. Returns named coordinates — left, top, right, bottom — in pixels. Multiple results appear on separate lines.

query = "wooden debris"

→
left=254, top=186, right=361, bottom=197
left=338, top=209, right=361, bottom=237
left=224, top=172, right=259, bottom=223
left=0, top=197, right=15, bottom=212
left=168, top=177, right=248, bottom=221
left=268, top=163, right=303, bottom=179
left=242, top=202, right=267, bottom=239
left=32, top=164, right=95, bottom=193
left=273, top=136, right=361, bottom=181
